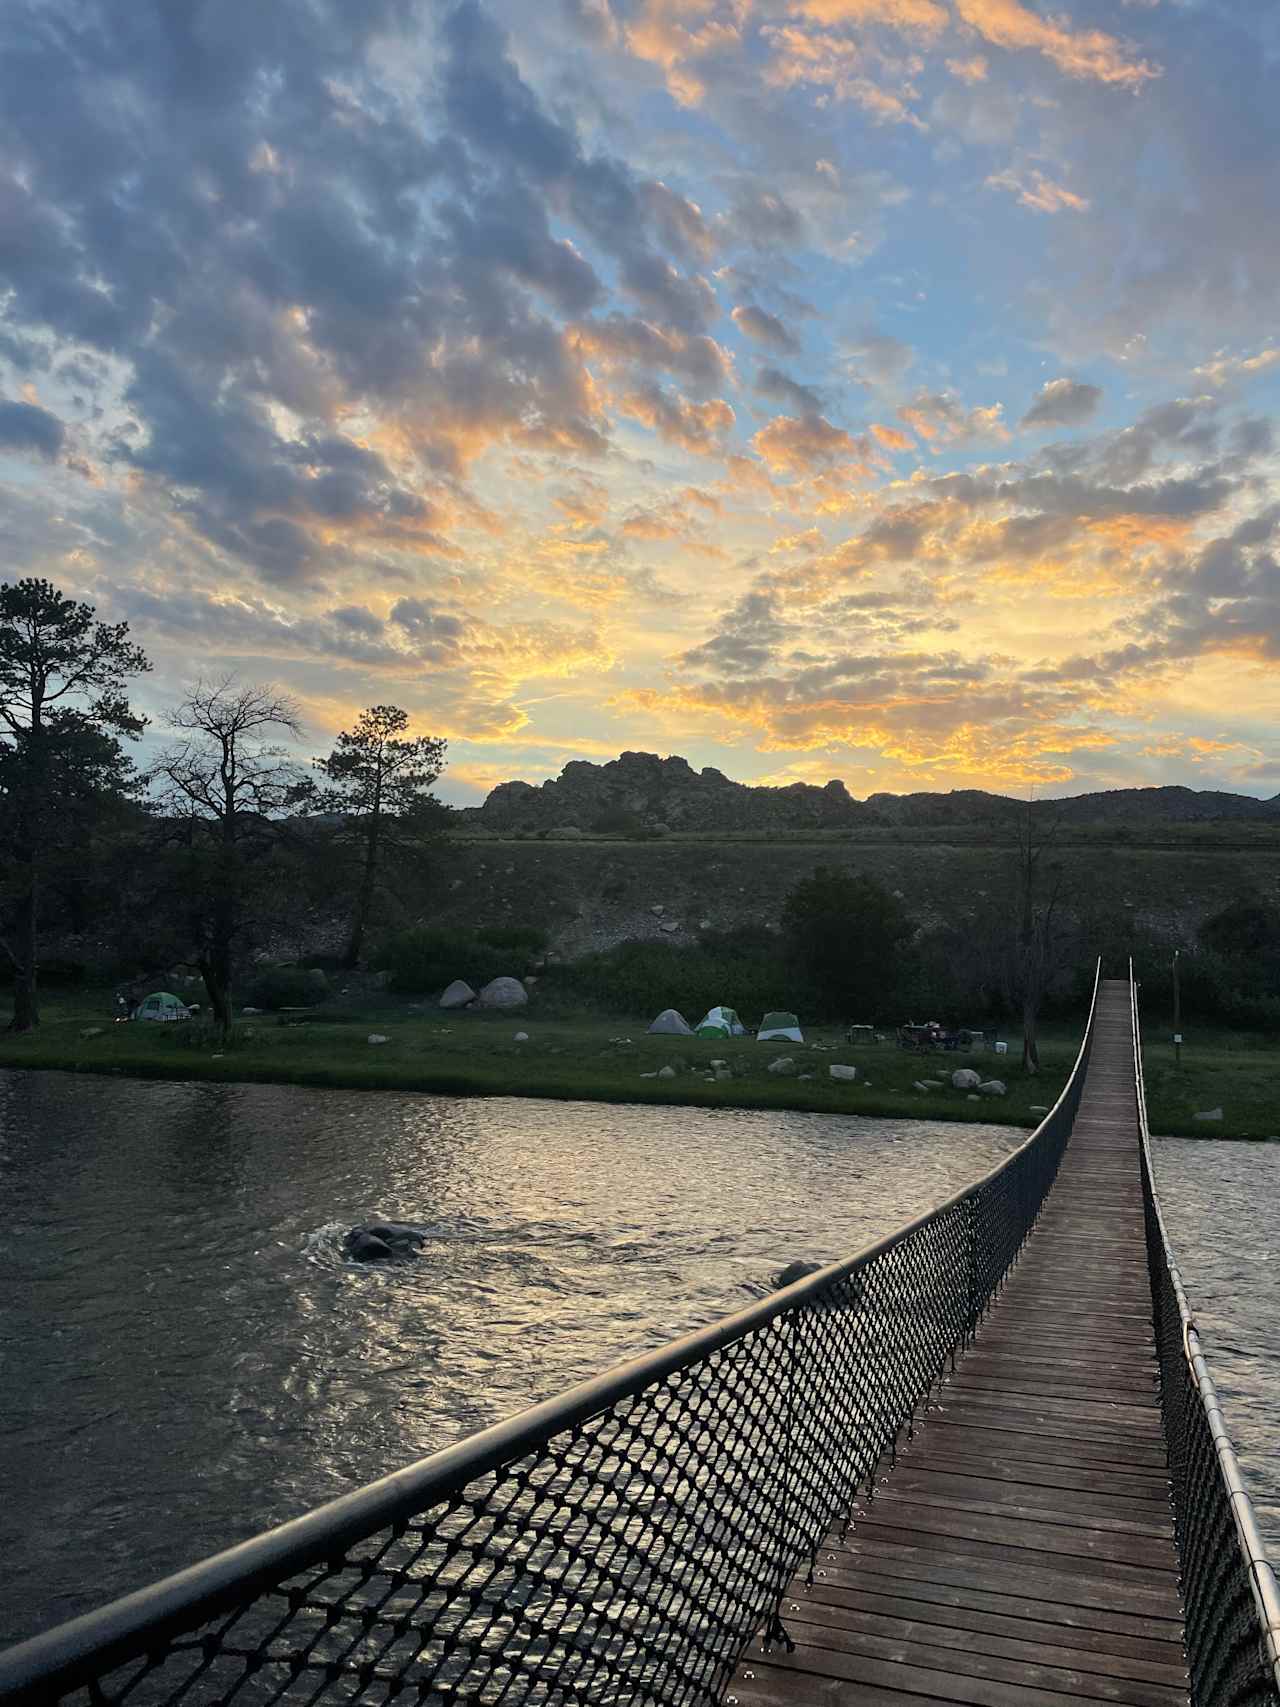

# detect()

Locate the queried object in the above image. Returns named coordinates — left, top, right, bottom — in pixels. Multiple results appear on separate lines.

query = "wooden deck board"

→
left=722, top=983, right=1189, bottom=1706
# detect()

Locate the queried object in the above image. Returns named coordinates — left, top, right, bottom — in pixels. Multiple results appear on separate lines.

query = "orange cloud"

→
left=790, top=0, right=949, bottom=37
left=954, top=0, right=1160, bottom=89
left=871, top=422, right=914, bottom=450
left=624, top=0, right=743, bottom=105
left=617, top=387, right=736, bottom=455
left=946, top=53, right=989, bottom=82
left=986, top=167, right=1090, bottom=214
left=752, top=413, right=869, bottom=475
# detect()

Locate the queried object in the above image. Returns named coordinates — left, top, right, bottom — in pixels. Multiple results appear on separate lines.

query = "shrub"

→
left=243, top=965, right=329, bottom=1010
left=781, top=867, right=914, bottom=1021
left=373, top=925, right=544, bottom=994
left=544, top=935, right=785, bottom=1022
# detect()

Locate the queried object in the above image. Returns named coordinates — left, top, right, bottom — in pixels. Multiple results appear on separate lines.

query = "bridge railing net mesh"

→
left=8, top=1035, right=1092, bottom=1707
left=1133, top=976, right=1280, bottom=1707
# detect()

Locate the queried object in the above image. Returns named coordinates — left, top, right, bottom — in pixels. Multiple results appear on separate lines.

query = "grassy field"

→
left=1, top=990, right=1074, bottom=1129
left=2, top=992, right=1274, bottom=1139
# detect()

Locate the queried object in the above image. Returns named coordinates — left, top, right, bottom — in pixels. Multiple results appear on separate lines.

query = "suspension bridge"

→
left=0, top=968, right=1277, bottom=1707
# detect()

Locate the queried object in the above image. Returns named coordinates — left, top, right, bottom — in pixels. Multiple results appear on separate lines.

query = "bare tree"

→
left=155, top=678, right=306, bottom=1035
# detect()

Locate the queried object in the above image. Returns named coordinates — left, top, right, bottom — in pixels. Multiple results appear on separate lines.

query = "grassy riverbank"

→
left=2, top=992, right=1274, bottom=1138
left=3, top=991, right=1072, bottom=1128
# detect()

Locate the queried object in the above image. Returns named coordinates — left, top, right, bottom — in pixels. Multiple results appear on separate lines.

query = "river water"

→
left=1148, top=1136, right=1280, bottom=1556
left=0, top=1069, right=1021, bottom=1649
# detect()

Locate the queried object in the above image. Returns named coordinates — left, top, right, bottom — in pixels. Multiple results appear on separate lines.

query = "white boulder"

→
left=829, top=1064, right=858, bottom=1082
left=439, top=979, right=477, bottom=1010
left=768, top=1056, right=797, bottom=1076
left=514, top=1031, right=529, bottom=1042
left=657, top=1065, right=677, bottom=1079
left=952, top=1069, right=982, bottom=1091
left=660, top=921, right=679, bottom=933
left=978, top=1079, right=1007, bottom=1097
left=1194, top=1107, right=1223, bottom=1122
left=478, top=976, right=528, bottom=1009
left=367, top=1033, right=390, bottom=1045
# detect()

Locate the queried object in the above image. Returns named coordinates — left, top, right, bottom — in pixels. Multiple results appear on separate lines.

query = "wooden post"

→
left=1173, top=948, right=1182, bottom=1068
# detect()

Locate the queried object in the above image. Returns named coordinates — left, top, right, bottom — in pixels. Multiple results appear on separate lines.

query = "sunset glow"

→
left=3, top=0, right=1279, bottom=802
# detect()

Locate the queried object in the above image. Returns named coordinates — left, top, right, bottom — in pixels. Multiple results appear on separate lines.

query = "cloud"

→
left=897, top=389, right=1010, bottom=445
left=0, top=398, right=64, bottom=458
left=617, top=384, right=736, bottom=455
left=954, top=0, right=1160, bottom=88
left=751, top=413, right=870, bottom=476
left=1193, top=347, right=1280, bottom=389
left=754, top=365, right=826, bottom=417
left=731, top=303, right=801, bottom=354
left=845, top=327, right=914, bottom=387
left=985, top=167, right=1089, bottom=214
left=1021, top=378, right=1104, bottom=429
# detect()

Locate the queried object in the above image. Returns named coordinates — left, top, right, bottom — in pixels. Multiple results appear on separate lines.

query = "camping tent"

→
left=758, top=1011, right=803, bottom=1044
left=133, top=991, right=191, bottom=1022
left=648, top=1008, right=694, bottom=1035
left=695, top=1005, right=745, bottom=1039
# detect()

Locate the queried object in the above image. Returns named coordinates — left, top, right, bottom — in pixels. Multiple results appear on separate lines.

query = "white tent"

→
left=648, top=1008, right=694, bottom=1035
left=695, top=1005, right=745, bottom=1039
left=758, top=1010, right=803, bottom=1043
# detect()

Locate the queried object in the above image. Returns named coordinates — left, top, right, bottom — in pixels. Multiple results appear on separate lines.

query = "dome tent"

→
left=648, top=1008, right=694, bottom=1035
left=133, top=991, right=191, bottom=1022
left=694, top=1005, right=745, bottom=1039
left=758, top=1011, right=803, bottom=1044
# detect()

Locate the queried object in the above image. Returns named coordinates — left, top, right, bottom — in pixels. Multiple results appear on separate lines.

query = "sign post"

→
left=1172, top=948, right=1182, bottom=1068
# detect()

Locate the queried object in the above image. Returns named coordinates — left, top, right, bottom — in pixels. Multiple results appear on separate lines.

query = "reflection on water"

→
left=1151, top=1137, right=1280, bottom=1558
left=0, top=1069, right=1018, bottom=1647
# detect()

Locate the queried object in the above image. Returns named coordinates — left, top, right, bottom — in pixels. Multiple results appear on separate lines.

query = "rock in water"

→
left=439, top=979, right=477, bottom=1009
left=478, top=976, right=528, bottom=1009
left=346, top=1230, right=395, bottom=1263
left=774, top=1260, right=822, bottom=1290
left=952, top=1068, right=981, bottom=1091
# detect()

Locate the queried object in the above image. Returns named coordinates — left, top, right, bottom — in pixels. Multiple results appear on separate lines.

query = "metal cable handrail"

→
left=1130, top=961, right=1280, bottom=1706
left=0, top=962, right=1102, bottom=1707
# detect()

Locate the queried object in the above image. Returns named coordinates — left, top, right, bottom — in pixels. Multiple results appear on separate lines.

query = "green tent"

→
left=133, top=991, right=191, bottom=1022
left=758, top=1011, right=803, bottom=1044
left=695, top=1005, right=745, bottom=1039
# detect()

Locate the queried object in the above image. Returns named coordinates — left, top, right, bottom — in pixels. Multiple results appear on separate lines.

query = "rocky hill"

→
left=466, top=752, right=1280, bottom=834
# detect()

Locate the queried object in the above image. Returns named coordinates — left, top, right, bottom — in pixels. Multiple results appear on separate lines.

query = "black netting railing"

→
left=0, top=969, right=1101, bottom=1707
left=1131, top=965, right=1280, bottom=1707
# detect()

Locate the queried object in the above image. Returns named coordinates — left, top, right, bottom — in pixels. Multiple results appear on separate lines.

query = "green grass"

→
left=5, top=993, right=1275, bottom=1138
left=1, top=990, right=1070, bottom=1128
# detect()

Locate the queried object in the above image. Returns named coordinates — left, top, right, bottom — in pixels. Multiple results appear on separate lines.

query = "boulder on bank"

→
left=478, top=976, right=528, bottom=1009
left=648, top=1008, right=693, bottom=1035
left=768, top=1056, right=797, bottom=1076
left=952, top=1069, right=981, bottom=1091
left=978, top=1079, right=1007, bottom=1097
left=439, top=979, right=476, bottom=1009
left=829, top=1064, right=858, bottom=1082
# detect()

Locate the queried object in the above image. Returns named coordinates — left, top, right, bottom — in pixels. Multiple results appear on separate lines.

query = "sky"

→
left=3, top=0, right=1280, bottom=806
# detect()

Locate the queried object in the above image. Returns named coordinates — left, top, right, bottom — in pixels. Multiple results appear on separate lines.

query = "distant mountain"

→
left=466, top=753, right=1280, bottom=834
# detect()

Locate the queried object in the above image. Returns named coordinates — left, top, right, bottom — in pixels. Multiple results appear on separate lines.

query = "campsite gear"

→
left=133, top=991, right=191, bottom=1022
left=757, top=1011, right=803, bottom=1044
left=648, top=1008, right=694, bottom=1035
left=845, top=1024, right=877, bottom=1045
left=694, top=1005, right=745, bottom=1039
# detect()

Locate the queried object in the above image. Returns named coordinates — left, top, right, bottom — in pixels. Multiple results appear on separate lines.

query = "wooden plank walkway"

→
left=725, top=980, right=1189, bottom=1707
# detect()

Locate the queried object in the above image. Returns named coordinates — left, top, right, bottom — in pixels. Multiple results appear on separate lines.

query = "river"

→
left=0, top=1069, right=1019, bottom=1648
left=2, top=1070, right=1275, bottom=1655
left=1149, top=1136, right=1280, bottom=1556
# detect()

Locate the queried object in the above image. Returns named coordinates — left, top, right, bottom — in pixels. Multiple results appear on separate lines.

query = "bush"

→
left=373, top=925, right=543, bottom=994
left=544, top=934, right=785, bottom=1022
left=781, top=867, right=914, bottom=1021
left=242, top=965, right=329, bottom=1010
